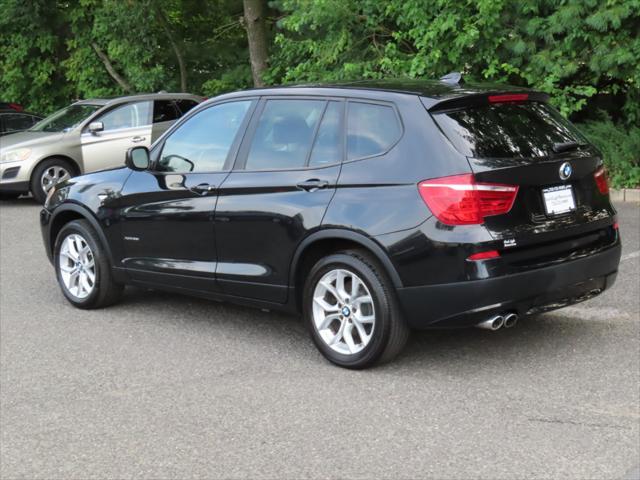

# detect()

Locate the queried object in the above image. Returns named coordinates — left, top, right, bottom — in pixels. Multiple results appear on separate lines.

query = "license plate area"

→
left=542, top=185, right=576, bottom=215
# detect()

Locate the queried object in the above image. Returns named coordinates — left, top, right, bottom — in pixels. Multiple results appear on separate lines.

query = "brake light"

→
left=488, top=94, right=528, bottom=104
left=467, top=250, right=500, bottom=261
left=613, top=221, right=619, bottom=230
left=594, top=166, right=609, bottom=195
left=8, top=102, right=23, bottom=112
left=418, top=174, right=519, bottom=225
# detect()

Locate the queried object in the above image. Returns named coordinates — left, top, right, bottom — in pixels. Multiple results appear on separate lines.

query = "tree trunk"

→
left=154, top=3, right=187, bottom=92
left=243, top=0, right=269, bottom=87
left=91, top=42, right=133, bottom=93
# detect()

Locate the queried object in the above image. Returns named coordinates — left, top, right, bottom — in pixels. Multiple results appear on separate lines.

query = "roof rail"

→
left=439, top=72, right=463, bottom=86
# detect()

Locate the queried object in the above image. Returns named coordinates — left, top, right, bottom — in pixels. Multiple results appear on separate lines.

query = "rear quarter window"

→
left=432, top=102, right=588, bottom=159
left=347, top=102, right=401, bottom=160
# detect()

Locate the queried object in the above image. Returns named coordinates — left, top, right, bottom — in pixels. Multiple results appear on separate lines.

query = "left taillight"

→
left=594, top=166, right=609, bottom=195
left=418, top=174, right=519, bottom=225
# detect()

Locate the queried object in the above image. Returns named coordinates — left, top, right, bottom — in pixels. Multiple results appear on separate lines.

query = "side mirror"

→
left=125, top=146, right=150, bottom=171
left=88, top=121, right=104, bottom=134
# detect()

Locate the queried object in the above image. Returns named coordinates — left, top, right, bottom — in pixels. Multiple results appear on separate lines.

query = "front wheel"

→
left=31, top=158, right=73, bottom=204
left=303, top=249, right=409, bottom=369
left=54, top=220, right=123, bottom=309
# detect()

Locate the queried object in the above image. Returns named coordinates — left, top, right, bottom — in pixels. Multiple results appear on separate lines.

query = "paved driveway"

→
left=1, top=199, right=638, bottom=479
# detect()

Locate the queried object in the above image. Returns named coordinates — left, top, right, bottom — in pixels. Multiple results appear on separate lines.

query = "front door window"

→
left=158, top=100, right=253, bottom=173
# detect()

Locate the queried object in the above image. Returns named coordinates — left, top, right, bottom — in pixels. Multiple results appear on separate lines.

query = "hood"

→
left=0, top=131, right=66, bottom=151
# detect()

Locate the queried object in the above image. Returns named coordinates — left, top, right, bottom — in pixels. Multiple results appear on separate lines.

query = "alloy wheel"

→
left=41, top=165, right=70, bottom=193
left=312, top=268, right=376, bottom=355
left=59, top=233, right=96, bottom=299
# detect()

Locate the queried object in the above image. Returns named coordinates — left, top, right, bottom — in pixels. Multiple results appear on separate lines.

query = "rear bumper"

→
left=397, top=241, right=621, bottom=329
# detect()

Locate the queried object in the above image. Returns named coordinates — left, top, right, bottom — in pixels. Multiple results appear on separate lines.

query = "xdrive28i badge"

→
left=559, top=162, right=573, bottom=181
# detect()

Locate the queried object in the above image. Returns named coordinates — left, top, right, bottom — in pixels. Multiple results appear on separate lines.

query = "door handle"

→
left=132, top=136, right=146, bottom=143
left=297, top=179, right=329, bottom=192
left=191, top=183, right=216, bottom=195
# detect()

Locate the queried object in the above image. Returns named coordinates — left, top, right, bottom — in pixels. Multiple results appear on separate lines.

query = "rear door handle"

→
left=132, top=136, right=146, bottom=143
left=297, top=179, right=329, bottom=192
left=191, top=183, right=216, bottom=195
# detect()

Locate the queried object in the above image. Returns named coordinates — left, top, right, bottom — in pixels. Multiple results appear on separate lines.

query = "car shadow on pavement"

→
left=393, top=312, right=609, bottom=372
left=115, top=286, right=607, bottom=372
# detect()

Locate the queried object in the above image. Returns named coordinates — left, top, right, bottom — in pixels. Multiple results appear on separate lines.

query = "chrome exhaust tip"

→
left=503, top=313, right=518, bottom=328
left=476, top=315, right=504, bottom=331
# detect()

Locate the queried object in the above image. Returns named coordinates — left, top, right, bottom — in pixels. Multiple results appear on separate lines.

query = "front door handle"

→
left=132, top=136, right=146, bottom=143
left=297, top=179, right=329, bottom=192
left=191, top=183, right=216, bottom=195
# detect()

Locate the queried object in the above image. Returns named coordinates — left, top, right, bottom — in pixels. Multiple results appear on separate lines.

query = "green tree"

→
left=268, top=0, right=640, bottom=123
left=0, top=0, right=252, bottom=113
left=0, top=0, right=70, bottom=113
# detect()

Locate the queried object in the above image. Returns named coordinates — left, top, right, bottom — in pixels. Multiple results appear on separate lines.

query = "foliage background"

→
left=0, top=0, right=638, bottom=186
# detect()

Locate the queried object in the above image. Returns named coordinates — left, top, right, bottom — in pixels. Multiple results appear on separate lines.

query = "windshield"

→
left=30, top=104, right=102, bottom=133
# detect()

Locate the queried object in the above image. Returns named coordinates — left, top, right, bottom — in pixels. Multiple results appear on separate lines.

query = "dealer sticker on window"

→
left=542, top=184, right=576, bottom=215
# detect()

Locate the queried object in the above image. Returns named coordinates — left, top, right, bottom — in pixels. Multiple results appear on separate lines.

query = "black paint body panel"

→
left=40, top=81, right=622, bottom=328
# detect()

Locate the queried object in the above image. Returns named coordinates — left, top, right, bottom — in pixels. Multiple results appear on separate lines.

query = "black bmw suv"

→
left=40, top=77, right=621, bottom=368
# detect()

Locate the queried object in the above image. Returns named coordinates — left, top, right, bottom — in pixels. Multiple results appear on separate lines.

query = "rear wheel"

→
left=31, top=158, right=74, bottom=204
left=303, top=249, right=409, bottom=369
left=54, top=220, right=123, bottom=309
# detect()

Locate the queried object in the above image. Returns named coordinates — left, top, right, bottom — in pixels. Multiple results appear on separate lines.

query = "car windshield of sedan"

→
left=30, top=104, right=102, bottom=133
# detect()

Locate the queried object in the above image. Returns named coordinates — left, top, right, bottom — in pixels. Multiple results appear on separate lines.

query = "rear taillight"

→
left=594, top=166, right=609, bottom=195
left=418, top=174, right=519, bottom=225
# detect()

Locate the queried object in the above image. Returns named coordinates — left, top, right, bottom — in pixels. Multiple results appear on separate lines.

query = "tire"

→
left=54, top=220, right=123, bottom=309
left=30, top=158, right=74, bottom=204
left=303, top=249, right=409, bottom=369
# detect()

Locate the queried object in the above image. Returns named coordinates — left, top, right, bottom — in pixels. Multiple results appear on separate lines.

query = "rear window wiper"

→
left=552, top=141, right=587, bottom=154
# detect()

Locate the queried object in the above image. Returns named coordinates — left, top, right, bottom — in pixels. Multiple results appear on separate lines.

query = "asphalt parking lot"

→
left=1, top=199, right=638, bottom=480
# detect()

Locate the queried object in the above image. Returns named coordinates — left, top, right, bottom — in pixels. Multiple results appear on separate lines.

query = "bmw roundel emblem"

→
left=559, top=162, right=572, bottom=181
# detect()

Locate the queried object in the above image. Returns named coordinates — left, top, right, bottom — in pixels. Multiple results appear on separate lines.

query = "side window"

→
left=309, top=101, right=343, bottom=167
left=175, top=99, right=199, bottom=116
left=99, top=101, right=151, bottom=131
left=245, top=99, right=325, bottom=170
left=158, top=100, right=252, bottom=173
left=3, top=114, right=37, bottom=132
left=347, top=102, right=401, bottom=160
left=153, top=100, right=180, bottom=123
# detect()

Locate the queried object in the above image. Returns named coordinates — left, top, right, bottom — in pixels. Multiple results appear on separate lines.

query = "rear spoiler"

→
left=424, top=91, right=550, bottom=113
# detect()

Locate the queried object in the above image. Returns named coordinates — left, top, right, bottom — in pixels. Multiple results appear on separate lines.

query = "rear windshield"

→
left=432, top=102, right=588, bottom=159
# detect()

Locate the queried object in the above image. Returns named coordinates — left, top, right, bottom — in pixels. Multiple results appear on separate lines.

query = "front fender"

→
left=43, top=203, right=119, bottom=278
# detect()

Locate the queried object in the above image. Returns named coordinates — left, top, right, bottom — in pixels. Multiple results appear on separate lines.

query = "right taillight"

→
left=418, top=174, right=519, bottom=225
left=594, top=166, right=609, bottom=195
